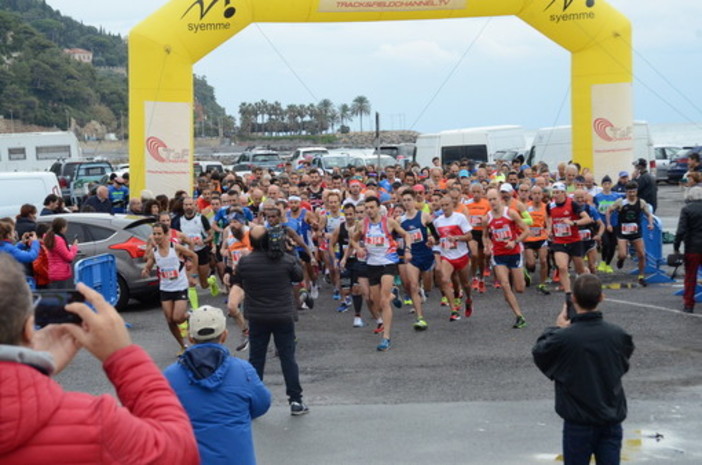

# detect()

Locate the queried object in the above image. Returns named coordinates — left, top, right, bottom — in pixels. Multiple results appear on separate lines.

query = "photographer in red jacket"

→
left=0, top=254, right=199, bottom=465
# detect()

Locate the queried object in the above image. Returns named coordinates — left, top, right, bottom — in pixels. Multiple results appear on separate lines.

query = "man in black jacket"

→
left=532, top=274, right=634, bottom=465
left=229, top=225, right=309, bottom=416
left=674, top=186, right=702, bottom=313
left=632, top=158, right=657, bottom=212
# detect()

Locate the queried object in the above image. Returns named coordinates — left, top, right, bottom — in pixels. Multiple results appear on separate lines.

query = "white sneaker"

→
left=353, top=317, right=365, bottom=328
left=310, top=284, right=319, bottom=300
left=419, top=288, right=427, bottom=303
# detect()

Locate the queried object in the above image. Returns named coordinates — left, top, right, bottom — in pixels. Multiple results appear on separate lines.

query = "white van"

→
left=528, top=121, right=653, bottom=170
left=0, top=172, right=61, bottom=217
left=414, top=125, right=526, bottom=168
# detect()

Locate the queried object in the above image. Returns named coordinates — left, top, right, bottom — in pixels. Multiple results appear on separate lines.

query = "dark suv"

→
left=667, top=146, right=702, bottom=184
left=49, top=159, right=113, bottom=206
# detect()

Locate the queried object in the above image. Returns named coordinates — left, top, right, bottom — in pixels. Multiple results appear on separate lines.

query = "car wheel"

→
left=115, top=275, right=130, bottom=311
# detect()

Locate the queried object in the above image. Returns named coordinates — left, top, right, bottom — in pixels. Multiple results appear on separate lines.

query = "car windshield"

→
left=63, top=163, right=81, bottom=179
left=324, top=156, right=351, bottom=168
left=303, top=150, right=327, bottom=159
left=253, top=154, right=280, bottom=162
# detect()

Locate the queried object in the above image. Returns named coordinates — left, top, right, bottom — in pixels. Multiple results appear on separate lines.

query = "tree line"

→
left=238, top=96, right=371, bottom=137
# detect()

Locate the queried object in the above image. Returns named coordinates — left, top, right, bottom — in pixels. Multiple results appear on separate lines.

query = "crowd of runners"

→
left=139, top=155, right=657, bottom=353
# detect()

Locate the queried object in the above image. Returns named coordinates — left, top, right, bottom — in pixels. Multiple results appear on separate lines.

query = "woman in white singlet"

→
left=142, top=223, right=199, bottom=352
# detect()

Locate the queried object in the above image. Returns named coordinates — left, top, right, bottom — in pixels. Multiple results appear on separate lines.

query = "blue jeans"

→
left=563, top=421, right=622, bottom=465
left=248, top=319, right=303, bottom=404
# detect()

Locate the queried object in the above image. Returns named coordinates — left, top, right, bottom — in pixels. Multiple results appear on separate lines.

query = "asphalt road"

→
left=55, top=184, right=702, bottom=464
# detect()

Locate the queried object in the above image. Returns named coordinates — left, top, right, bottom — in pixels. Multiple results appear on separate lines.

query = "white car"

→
left=290, top=147, right=329, bottom=168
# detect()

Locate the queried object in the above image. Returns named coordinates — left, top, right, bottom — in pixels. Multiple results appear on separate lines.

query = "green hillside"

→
left=0, top=0, right=232, bottom=137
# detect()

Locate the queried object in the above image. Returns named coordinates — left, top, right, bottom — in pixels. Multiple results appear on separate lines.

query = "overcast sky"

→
left=46, top=0, right=702, bottom=135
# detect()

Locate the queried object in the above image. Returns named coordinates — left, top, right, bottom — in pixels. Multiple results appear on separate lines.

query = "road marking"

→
left=606, top=298, right=702, bottom=318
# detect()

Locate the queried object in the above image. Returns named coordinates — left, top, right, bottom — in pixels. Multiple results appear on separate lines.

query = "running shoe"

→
left=471, top=277, right=479, bottom=291
left=513, top=315, right=527, bottom=329
left=290, top=401, right=310, bottom=416
left=605, top=264, right=614, bottom=273
left=353, top=316, right=365, bottom=327
left=536, top=283, right=551, bottom=295
left=478, top=280, right=487, bottom=294
left=391, top=287, right=403, bottom=309
left=373, top=322, right=385, bottom=334
left=483, top=268, right=491, bottom=278
left=638, top=275, right=647, bottom=287
left=332, top=289, right=341, bottom=301
left=207, top=275, right=220, bottom=297
left=178, top=320, right=189, bottom=339
left=310, top=283, right=320, bottom=300
left=464, top=298, right=473, bottom=318
left=616, top=258, right=625, bottom=269
left=403, top=296, right=413, bottom=306
left=524, top=269, right=531, bottom=287
left=336, top=301, right=350, bottom=313
left=440, top=296, right=449, bottom=306
left=419, top=287, right=427, bottom=303
left=236, top=330, right=249, bottom=351
left=377, top=338, right=391, bottom=351
left=413, top=317, right=428, bottom=331
left=453, top=297, right=462, bottom=307
left=300, top=288, right=315, bottom=310
left=449, top=309, right=461, bottom=322
left=552, top=269, right=560, bottom=283
left=494, top=281, right=502, bottom=289
left=597, top=261, right=607, bottom=272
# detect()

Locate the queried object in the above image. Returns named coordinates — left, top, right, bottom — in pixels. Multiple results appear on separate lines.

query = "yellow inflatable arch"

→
left=129, top=0, right=632, bottom=196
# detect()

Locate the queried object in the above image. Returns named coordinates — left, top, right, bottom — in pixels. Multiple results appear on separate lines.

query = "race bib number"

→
left=230, top=250, right=242, bottom=264
left=621, top=222, right=638, bottom=235
left=189, top=234, right=203, bottom=245
left=530, top=226, right=542, bottom=237
left=159, top=268, right=178, bottom=281
left=493, top=226, right=512, bottom=242
left=579, top=229, right=592, bottom=241
left=366, top=236, right=386, bottom=247
left=440, top=237, right=457, bottom=250
left=553, top=222, right=571, bottom=238
left=469, top=215, right=482, bottom=227
left=409, top=229, right=424, bottom=244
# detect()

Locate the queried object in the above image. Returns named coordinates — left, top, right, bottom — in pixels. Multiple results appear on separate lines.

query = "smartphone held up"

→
left=33, top=290, right=84, bottom=328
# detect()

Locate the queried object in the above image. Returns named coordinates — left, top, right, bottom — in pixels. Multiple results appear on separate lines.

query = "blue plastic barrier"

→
left=628, top=215, right=674, bottom=284
left=74, top=254, right=118, bottom=306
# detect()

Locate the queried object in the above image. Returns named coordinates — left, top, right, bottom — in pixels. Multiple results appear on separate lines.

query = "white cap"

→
left=189, top=305, right=227, bottom=341
left=499, top=183, right=514, bottom=193
left=552, top=182, right=567, bottom=191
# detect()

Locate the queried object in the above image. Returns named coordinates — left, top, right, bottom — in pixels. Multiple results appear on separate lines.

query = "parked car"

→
left=667, top=146, right=702, bottom=184
left=194, top=160, right=224, bottom=176
left=36, top=213, right=158, bottom=310
left=49, top=159, right=113, bottom=206
left=290, top=146, right=329, bottom=167
left=651, top=145, right=682, bottom=183
left=310, top=153, right=365, bottom=173
left=0, top=172, right=61, bottom=218
left=232, top=150, right=284, bottom=173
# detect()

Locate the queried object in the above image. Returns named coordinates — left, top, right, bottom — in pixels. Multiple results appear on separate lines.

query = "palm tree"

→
left=351, top=96, right=371, bottom=132
left=338, top=103, right=351, bottom=128
left=317, top=99, right=334, bottom=133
